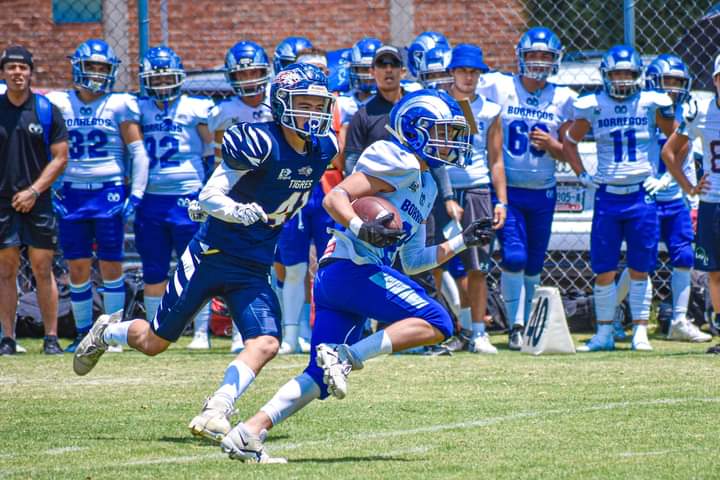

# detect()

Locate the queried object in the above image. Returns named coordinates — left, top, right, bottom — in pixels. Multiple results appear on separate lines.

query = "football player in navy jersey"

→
left=72, top=63, right=339, bottom=441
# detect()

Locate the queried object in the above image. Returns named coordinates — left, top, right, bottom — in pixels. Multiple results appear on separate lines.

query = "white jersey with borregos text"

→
left=476, top=71, right=576, bottom=189
left=207, top=96, right=272, bottom=133
left=678, top=96, right=720, bottom=203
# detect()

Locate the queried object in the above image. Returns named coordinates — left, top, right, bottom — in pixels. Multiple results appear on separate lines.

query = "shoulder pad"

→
left=222, top=122, right=272, bottom=170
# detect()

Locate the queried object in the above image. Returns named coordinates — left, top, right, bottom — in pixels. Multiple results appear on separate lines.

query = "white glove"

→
left=232, top=202, right=268, bottom=226
left=643, top=174, right=672, bottom=196
left=578, top=172, right=597, bottom=189
left=188, top=200, right=208, bottom=223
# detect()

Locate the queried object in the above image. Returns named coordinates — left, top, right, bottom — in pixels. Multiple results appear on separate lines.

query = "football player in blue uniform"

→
left=564, top=45, right=677, bottom=352
left=136, top=46, right=217, bottom=348
left=476, top=27, right=577, bottom=349
left=662, top=54, right=720, bottom=353
left=72, top=64, right=339, bottom=441
left=407, top=31, right=450, bottom=80
left=47, top=39, right=150, bottom=353
left=273, top=36, right=314, bottom=74
left=220, top=89, right=493, bottom=463
left=417, top=44, right=454, bottom=91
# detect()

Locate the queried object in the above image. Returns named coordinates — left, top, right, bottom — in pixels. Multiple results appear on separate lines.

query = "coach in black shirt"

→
left=0, top=45, right=68, bottom=355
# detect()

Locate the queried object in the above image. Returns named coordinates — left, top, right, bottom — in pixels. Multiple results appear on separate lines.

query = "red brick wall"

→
left=0, top=0, right=526, bottom=90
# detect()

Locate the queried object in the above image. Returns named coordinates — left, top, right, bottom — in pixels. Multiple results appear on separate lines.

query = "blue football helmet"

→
left=273, top=36, right=313, bottom=73
left=270, top=63, right=335, bottom=139
left=516, top=27, right=563, bottom=81
left=349, top=37, right=382, bottom=92
left=645, top=54, right=691, bottom=104
left=418, top=45, right=453, bottom=90
left=69, top=39, right=120, bottom=93
left=225, top=41, right=271, bottom=97
left=139, top=46, right=185, bottom=101
left=388, top=89, right=471, bottom=168
left=600, top=45, right=644, bottom=99
left=407, top=32, right=450, bottom=78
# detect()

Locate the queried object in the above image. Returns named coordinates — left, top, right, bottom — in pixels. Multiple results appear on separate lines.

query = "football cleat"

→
left=72, top=310, right=123, bottom=375
left=65, top=331, right=88, bottom=353
left=667, top=320, right=712, bottom=343
left=188, top=397, right=234, bottom=442
left=631, top=338, right=653, bottom=352
left=577, top=334, right=615, bottom=352
left=469, top=333, right=498, bottom=355
left=706, top=344, right=720, bottom=354
left=278, top=341, right=296, bottom=355
left=188, top=331, right=211, bottom=350
left=222, top=423, right=287, bottom=463
left=508, top=326, right=523, bottom=351
left=315, top=343, right=364, bottom=400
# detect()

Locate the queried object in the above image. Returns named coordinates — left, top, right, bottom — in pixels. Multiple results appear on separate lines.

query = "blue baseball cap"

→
left=448, top=44, right=488, bottom=72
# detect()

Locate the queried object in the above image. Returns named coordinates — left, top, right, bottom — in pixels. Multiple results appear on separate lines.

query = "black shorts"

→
left=0, top=197, right=57, bottom=250
left=695, top=201, right=720, bottom=272
left=457, top=187, right=494, bottom=273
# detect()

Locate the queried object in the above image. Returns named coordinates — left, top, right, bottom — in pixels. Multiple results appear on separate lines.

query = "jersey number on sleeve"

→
left=610, top=129, right=637, bottom=163
left=145, top=136, right=180, bottom=169
left=266, top=190, right=311, bottom=227
left=68, top=129, right=109, bottom=160
left=507, top=120, right=549, bottom=157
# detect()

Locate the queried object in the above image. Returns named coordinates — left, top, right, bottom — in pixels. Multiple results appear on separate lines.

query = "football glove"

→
left=357, top=213, right=406, bottom=248
left=232, top=202, right=268, bottom=226
left=187, top=200, right=208, bottom=222
left=578, top=172, right=597, bottom=189
left=643, top=174, right=672, bottom=196
left=462, top=218, right=494, bottom=247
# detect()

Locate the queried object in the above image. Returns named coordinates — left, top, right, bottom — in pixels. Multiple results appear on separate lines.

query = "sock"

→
left=629, top=278, right=652, bottom=322
left=440, top=271, right=461, bottom=317
left=281, top=263, right=307, bottom=347
left=193, top=302, right=210, bottom=335
left=594, top=282, right=617, bottom=324
left=632, top=323, right=649, bottom=344
left=459, top=307, right=472, bottom=331
left=471, top=321, right=486, bottom=337
left=597, top=322, right=614, bottom=338
left=260, top=373, right=321, bottom=426
left=348, top=330, right=393, bottom=362
left=616, top=268, right=630, bottom=304
left=144, top=295, right=162, bottom=323
left=501, top=270, right=525, bottom=328
left=231, top=324, right=244, bottom=347
left=523, top=274, right=541, bottom=325
left=299, top=303, right=312, bottom=341
left=103, top=320, right=133, bottom=347
left=283, top=325, right=299, bottom=348
left=671, top=268, right=691, bottom=324
left=70, top=280, right=93, bottom=332
left=212, top=359, right=256, bottom=411
left=103, top=276, right=125, bottom=315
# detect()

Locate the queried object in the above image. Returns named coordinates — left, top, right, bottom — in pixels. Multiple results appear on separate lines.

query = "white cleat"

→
left=298, top=336, right=311, bottom=353
left=278, top=341, right=296, bottom=355
left=188, top=332, right=211, bottom=350
left=631, top=338, right=653, bottom=352
left=107, top=344, right=123, bottom=353
left=72, top=310, right=123, bottom=376
left=315, top=343, right=363, bottom=400
left=667, top=320, right=712, bottom=343
left=15, top=342, right=27, bottom=354
left=221, top=423, right=286, bottom=463
left=469, top=333, right=498, bottom=354
left=188, top=397, right=234, bottom=442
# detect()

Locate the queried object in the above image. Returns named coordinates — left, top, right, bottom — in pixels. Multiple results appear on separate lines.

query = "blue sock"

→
left=144, top=295, right=162, bottom=323
left=472, top=321, right=486, bottom=337
left=70, top=280, right=93, bottom=332
left=523, top=274, right=541, bottom=325
left=103, top=276, right=125, bottom=315
left=501, top=271, right=525, bottom=328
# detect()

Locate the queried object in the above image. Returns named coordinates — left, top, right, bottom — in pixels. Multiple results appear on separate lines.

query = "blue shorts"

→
left=305, top=258, right=452, bottom=398
left=58, top=183, right=126, bottom=261
left=135, top=193, right=200, bottom=284
left=655, top=198, right=694, bottom=269
left=275, top=185, right=333, bottom=266
left=495, top=186, right=556, bottom=275
left=590, top=185, right=658, bottom=274
left=151, top=238, right=281, bottom=342
left=695, top=201, right=720, bottom=272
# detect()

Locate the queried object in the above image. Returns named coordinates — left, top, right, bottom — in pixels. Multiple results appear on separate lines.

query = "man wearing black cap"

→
left=0, top=45, right=69, bottom=355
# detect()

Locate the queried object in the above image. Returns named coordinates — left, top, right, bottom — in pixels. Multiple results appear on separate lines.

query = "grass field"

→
left=1, top=333, right=719, bottom=479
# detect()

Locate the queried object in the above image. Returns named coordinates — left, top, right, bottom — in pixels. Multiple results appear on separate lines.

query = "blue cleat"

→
left=577, top=334, right=615, bottom=352
left=65, top=330, right=89, bottom=353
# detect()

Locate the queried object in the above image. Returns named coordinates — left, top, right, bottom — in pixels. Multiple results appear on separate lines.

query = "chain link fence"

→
left=15, top=0, right=720, bottom=305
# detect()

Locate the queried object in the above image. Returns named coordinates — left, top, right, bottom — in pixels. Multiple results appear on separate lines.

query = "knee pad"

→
left=501, top=249, right=527, bottom=273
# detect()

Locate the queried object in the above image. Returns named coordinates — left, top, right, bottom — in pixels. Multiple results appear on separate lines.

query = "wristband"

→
left=447, top=233, right=466, bottom=254
left=348, top=216, right=363, bottom=236
left=495, top=201, right=507, bottom=209
left=29, top=187, right=40, bottom=199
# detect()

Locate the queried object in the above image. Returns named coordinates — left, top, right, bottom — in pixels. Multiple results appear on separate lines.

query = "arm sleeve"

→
left=431, top=166, right=454, bottom=200
left=222, top=122, right=272, bottom=170
left=399, top=224, right=440, bottom=275
left=198, top=160, right=249, bottom=222
left=49, top=103, right=68, bottom=144
left=344, top=107, right=367, bottom=154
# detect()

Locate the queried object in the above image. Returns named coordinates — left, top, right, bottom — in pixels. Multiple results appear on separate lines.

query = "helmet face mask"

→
left=408, top=31, right=450, bottom=79
left=601, top=45, right=644, bottom=100
left=646, top=54, right=691, bottom=104
left=418, top=45, right=453, bottom=90
left=516, top=27, right=562, bottom=81
left=349, top=37, right=382, bottom=93
left=140, top=46, right=185, bottom=102
left=225, top=41, right=271, bottom=97
left=273, top=36, right=313, bottom=74
left=71, top=39, right=120, bottom=94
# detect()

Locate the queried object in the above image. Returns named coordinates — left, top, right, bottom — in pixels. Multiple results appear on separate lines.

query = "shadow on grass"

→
left=289, top=455, right=415, bottom=464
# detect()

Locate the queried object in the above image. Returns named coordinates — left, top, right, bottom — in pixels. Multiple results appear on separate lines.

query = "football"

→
left=352, top=196, right=403, bottom=230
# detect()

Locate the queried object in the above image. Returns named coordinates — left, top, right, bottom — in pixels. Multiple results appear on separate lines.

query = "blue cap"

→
left=448, top=44, right=488, bottom=72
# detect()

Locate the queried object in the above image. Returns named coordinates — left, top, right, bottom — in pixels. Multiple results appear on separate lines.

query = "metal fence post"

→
left=138, top=0, right=150, bottom=71
left=624, top=0, right=635, bottom=48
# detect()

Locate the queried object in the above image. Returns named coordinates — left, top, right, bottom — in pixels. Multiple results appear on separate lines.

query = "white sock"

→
left=523, top=274, right=541, bottom=325
left=103, top=320, right=133, bottom=347
left=459, top=307, right=472, bottom=331
left=671, top=268, right=691, bottom=324
left=616, top=268, right=630, bottom=304
left=348, top=330, right=393, bottom=362
left=440, top=271, right=461, bottom=317
left=629, top=278, right=652, bottom=321
left=144, top=295, right=162, bottom=323
left=281, top=263, right=307, bottom=346
left=632, top=323, right=649, bottom=343
left=193, top=302, right=210, bottom=335
left=260, top=373, right=321, bottom=426
left=212, top=359, right=256, bottom=411
left=594, top=283, right=617, bottom=324
left=501, top=271, right=525, bottom=327
left=103, top=276, right=125, bottom=315
left=231, top=324, right=243, bottom=346
left=471, top=321, right=486, bottom=337
left=299, top=303, right=312, bottom=341
left=283, top=325, right=299, bottom=348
